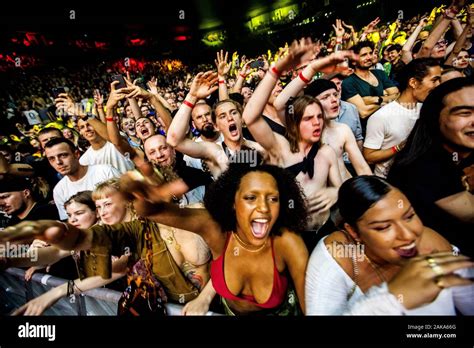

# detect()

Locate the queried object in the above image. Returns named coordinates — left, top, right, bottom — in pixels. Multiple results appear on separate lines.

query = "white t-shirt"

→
left=364, top=101, right=421, bottom=178
left=53, top=164, right=120, bottom=220
left=305, top=237, right=474, bottom=315
left=23, top=110, right=42, bottom=126
left=80, top=141, right=134, bottom=174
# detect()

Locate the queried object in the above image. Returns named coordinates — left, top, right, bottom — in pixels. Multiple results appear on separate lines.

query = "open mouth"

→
left=465, top=131, right=474, bottom=139
left=251, top=218, right=269, bottom=238
left=313, top=129, right=321, bottom=137
left=394, top=241, right=418, bottom=258
left=140, top=128, right=150, bottom=137
left=228, top=124, right=239, bottom=137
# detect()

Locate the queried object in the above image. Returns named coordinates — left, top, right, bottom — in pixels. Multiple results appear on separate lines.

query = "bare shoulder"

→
left=419, top=227, right=453, bottom=254
left=274, top=229, right=307, bottom=256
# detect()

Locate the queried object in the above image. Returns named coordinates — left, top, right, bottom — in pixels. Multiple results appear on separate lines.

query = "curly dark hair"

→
left=204, top=163, right=308, bottom=235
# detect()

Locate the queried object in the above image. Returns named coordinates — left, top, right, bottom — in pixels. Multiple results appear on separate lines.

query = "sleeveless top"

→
left=210, top=233, right=288, bottom=309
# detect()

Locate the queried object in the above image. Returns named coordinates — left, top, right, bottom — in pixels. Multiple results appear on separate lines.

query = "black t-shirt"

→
left=175, top=152, right=213, bottom=191
left=387, top=146, right=474, bottom=257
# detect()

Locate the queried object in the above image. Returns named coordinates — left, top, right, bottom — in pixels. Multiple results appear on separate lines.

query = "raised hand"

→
left=239, top=59, right=252, bottom=77
left=342, top=21, right=355, bottom=33
left=332, top=19, right=345, bottom=38
left=275, top=38, right=319, bottom=73
left=364, top=17, right=380, bottom=34
left=123, top=75, right=152, bottom=100
left=105, top=81, right=129, bottom=110
left=55, top=93, right=85, bottom=118
left=189, top=71, right=219, bottom=99
left=93, top=89, right=104, bottom=107
left=215, top=50, right=231, bottom=77
left=147, top=77, right=159, bottom=95
left=418, top=17, right=429, bottom=27
left=309, top=50, right=357, bottom=74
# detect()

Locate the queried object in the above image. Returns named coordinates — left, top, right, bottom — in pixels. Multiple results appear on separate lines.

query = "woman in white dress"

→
left=305, top=175, right=474, bottom=315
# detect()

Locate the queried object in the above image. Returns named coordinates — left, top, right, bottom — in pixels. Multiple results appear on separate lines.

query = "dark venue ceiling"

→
left=0, top=0, right=445, bottom=69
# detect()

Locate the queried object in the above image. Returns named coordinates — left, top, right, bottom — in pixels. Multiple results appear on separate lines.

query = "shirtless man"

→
left=278, top=78, right=372, bottom=181
left=243, top=39, right=354, bottom=230
left=166, top=71, right=267, bottom=179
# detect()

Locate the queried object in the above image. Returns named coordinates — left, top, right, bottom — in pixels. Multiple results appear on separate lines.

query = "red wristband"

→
left=299, top=71, right=311, bottom=84
left=270, top=66, right=281, bottom=77
left=106, top=117, right=114, bottom=122
left=239, top=73, right=247, bottom=78
left=218, top=80, right=225, bottom=84
left=391, top=146, right=398, bottom=154
left=183, top=100, right=195, bottom=109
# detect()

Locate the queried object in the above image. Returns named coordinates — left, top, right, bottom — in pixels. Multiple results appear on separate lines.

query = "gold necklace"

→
left=165, top=227, right=181, bottom=251
left=232, top=232, right=267, bottom=253
left=364, top=254, right=388, bottom=283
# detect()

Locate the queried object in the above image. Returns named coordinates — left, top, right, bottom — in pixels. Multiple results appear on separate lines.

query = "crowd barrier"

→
left=0, top=268, right=220, bottom=316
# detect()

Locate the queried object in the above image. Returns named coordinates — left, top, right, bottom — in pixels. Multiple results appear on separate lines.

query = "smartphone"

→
left=250, top=60, right=265, bottom=69
left=52, top=87, right=66, bottom=98
left=111, top=74, right=127, bottom=89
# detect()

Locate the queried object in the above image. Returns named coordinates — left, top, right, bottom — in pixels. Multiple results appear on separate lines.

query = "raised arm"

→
left=445, top=9, right=473, bottom=66
left=402, top=17, right=428, bottom=64
left=231, top=60, right=251, bottom=94
left=167, top=71, right=218, bottom=148
left=121, top=174, right=224, bottom=253
left=215, top=50, right=230, bottom=101
left=244, top=38, right=319, bottom=155
left=274, top=50, right=356, bottom=124
left=93, top=89, right=106, bottom=123
left=417, top=3, right=460, bottom=58
left=125, top=80, right=173, bottom=132
left=104, top=81, right=135, bottom=152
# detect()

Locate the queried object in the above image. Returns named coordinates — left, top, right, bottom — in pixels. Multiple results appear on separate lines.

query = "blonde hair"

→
left=92, top=178, right=121, bottom=201
left=93, top=178, right=138, bottom=221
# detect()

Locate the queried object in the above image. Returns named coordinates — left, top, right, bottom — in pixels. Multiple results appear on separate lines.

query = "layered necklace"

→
left=232, top=232, right=267, bottom=253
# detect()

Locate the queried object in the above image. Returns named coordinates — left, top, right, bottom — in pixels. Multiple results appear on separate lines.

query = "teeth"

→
left=253, top=219, right=268, bottom=223
left=398, top=242, right=415, bottom=250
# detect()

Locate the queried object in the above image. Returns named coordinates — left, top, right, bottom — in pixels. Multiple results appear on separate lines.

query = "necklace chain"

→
left=364, top=254, right=388, bottom=283
left=232, top=232, right=267, bottom=253
left=165, top=227, right=181, bottom=251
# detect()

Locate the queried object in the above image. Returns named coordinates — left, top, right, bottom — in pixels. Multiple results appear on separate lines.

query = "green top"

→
left=78, top=219, right=199, bottom=303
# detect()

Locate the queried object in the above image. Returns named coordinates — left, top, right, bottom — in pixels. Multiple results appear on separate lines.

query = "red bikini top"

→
left=210, top=233, right=288, bottom=309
